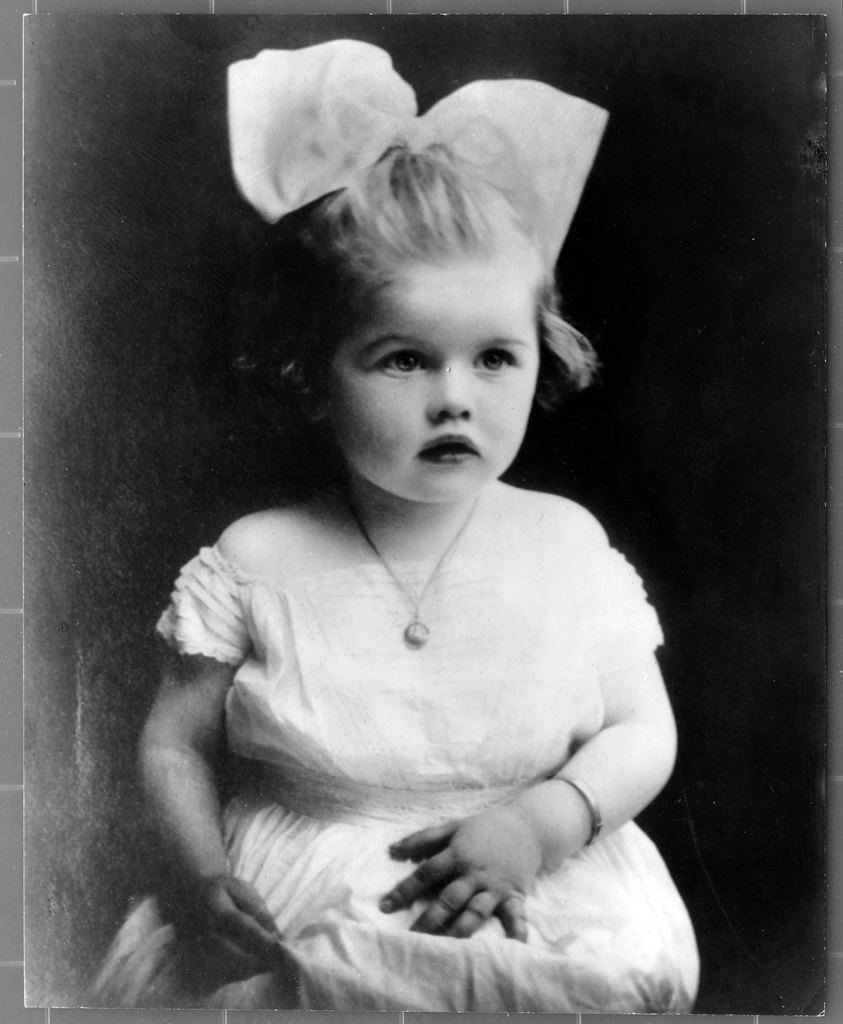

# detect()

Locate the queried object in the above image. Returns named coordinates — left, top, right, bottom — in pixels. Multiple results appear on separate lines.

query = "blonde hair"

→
left=231, top=144, right=597, bottom=417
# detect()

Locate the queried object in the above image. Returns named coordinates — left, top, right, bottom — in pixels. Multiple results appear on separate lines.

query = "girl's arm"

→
left=140, top=651, right=282, bottom=976
left=381, top=652, right=676, bottom=938
left=511, top=649, right=677, bottom=868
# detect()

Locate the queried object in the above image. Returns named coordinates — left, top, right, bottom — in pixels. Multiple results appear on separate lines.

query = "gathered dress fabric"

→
left=94, top=491, right=699, bottom=1012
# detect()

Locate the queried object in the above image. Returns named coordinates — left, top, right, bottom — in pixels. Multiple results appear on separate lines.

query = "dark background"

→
left=23, top=15, right=826, bottom=1013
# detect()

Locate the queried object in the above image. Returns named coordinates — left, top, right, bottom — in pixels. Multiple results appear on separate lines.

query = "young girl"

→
left=95, top=39, right=699, bottom=1012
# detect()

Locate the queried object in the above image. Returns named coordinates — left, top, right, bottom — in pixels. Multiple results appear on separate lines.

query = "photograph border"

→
left=3, top=3, right=838, bottom=1023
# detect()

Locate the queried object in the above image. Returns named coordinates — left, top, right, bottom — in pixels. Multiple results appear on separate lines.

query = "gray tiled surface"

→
left=34, top=0, right=209, bottom=11
left=0, top=615, right=22, bottom=784
left=570, top=0, right=737, bottom=10
left=588, top=1018, right=741, bottom=1024
left=0, top=443, right=21, bottom=610
left=0, top=2, right=27, bottom=82
left=0, top=966, right=44, bottom=1023
left=0, top=88, right=20, bottom=260
left=0, top=791, right=22, bottom=963
left=215, top=0, right=387, bottom=10
left=230, top=1015, right=402, bottom=1024
left=50, top=1012, right=224, bottom=1023
left=0, top=262, right=21, bottom=433
left=393, top=0, right=570, bottom=12
left=746, top=0, right=841, bottom=58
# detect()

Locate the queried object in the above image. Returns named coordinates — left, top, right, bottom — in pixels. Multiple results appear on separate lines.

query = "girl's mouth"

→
left=418, top=437, right=479, bottom=463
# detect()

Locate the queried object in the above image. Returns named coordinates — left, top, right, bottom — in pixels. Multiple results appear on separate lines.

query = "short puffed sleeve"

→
left=564, top=503, right=664, bottom=676
left=591, top=545, right=664, bottom=675
left=155, top=546, right=251, bottom=666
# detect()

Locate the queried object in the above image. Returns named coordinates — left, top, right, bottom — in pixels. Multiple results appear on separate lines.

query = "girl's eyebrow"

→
left=487, top=337, right=532, bottom=349
left=360, top=333, right=420, bottom=355
left=362, top=334, right=532, bottom=353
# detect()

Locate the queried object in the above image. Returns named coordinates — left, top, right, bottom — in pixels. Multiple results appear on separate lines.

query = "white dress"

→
left=95, top=488, right=699, bottom=1012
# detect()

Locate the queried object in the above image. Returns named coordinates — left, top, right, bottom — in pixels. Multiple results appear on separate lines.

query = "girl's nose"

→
left=426, top=364, right=473, bottom=423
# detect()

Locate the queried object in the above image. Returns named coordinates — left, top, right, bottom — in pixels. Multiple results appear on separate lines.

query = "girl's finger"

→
left=410, top=876, right=479, bottom=935
left=216, top=902, right=284, bottom=965
left=228, top=879, right=282, bottom=937
left=495, top=895, right=528, bottom=943
left=389, top=821, right=458, bottom=862
left=445, top=889, right=499, bottom=939
left=409, top=876, right=483, bottom=935
left=380, top=848, right=455, bottom=912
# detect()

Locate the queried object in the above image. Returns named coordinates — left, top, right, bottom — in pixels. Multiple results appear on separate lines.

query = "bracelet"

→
left=554, top=775, right=603, bottom=846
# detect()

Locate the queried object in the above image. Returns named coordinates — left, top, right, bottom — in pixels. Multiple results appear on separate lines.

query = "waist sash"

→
left=231, top=755, right=536, bottom=828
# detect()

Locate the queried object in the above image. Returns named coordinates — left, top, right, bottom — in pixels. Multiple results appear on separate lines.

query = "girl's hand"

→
left=176, top=875, right=283, bottom=983
left=380, top=807, right=543, bottom=941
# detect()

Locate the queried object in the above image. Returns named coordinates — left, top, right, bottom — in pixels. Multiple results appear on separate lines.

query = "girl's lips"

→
left=418, top=437, right=480, bottom=462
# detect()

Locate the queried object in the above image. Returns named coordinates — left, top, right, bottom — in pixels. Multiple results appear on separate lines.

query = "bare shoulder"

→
left=217, top=506, right=319, bottom=578
left=493, top=482, right=609, bottom=547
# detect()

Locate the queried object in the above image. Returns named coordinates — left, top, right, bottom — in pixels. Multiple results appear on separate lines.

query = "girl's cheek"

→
left=340, top=409, right=402, bottom=462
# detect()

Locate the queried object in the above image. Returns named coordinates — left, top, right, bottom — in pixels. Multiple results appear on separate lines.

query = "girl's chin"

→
left=349, top=473, right=492, bottom=508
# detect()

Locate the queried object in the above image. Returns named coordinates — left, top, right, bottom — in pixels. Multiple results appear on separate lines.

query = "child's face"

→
left=326, top=252, right=542, bottom=506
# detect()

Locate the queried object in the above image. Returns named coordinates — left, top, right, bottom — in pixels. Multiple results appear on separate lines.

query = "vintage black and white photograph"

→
left=23, top=14, right=826, bottom=1014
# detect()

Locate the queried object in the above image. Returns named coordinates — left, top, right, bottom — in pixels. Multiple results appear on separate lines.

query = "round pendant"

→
left=403, top=620, right=430, bottom=650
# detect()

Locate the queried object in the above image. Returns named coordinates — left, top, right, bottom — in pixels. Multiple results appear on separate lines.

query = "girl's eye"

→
left=480, top=349, right=516, bottom=371
left=383, top=351, right=423, bottom=373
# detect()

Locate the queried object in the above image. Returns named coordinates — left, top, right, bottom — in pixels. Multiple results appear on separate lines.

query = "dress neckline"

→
left=211, top=482, right=516, bottom=587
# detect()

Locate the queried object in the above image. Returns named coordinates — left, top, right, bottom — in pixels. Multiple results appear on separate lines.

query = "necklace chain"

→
left=349, top=498, right=478, bottom=649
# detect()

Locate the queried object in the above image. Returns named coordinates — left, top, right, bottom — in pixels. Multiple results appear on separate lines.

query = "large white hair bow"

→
left=228, top=39, right=609, bottom=264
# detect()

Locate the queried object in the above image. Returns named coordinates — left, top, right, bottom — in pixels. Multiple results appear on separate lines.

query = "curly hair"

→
left=230, top=143, right=597, bottom=426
